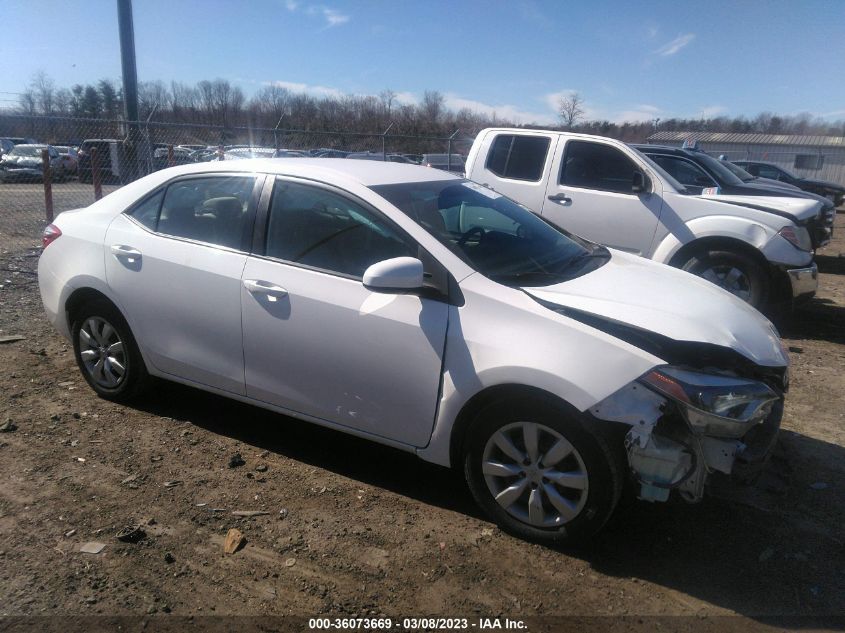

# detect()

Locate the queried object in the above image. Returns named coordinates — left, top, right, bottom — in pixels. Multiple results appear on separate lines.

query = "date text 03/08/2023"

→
left=307, top=617, right=528, bottom=630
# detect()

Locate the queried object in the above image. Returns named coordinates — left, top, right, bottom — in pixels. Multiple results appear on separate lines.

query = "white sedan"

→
left=38, top=159, right=789, bottom=542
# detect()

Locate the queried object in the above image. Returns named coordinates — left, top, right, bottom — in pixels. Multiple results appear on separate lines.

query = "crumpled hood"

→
left=698, top=193, right=821, bottom=222
left=524, top=250, right=787, bottom=367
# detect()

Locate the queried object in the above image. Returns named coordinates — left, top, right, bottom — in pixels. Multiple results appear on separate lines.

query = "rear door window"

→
left=486, top=134, right=550, bottom=181
left=560, top=141, right=637, bottom=194
left=757, top=165, right=783, bottom=179
left=129, top=175, right=257, bottom=250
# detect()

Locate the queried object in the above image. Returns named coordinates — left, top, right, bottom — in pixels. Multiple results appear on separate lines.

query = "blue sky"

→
left=2, top=0, right=844, bottom=125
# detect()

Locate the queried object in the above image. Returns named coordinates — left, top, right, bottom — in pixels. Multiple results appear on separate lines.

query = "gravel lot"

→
left=0, top=183, right=843, bottom=628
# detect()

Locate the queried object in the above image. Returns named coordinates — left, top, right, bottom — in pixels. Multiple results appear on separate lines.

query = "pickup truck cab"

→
left=465, top=128, right=820, bottom=310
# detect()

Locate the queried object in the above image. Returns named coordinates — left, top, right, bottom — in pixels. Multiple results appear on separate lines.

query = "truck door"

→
left=541, top=139, right=663, bottom=255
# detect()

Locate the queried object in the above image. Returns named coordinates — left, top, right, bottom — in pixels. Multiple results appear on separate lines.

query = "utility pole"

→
left=117, top=0, right=139, bottom=123
left=117, top=0, right=144, bottom=179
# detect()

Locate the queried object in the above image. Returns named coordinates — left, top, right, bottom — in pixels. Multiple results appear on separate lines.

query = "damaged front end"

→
left=591, top=366, right=786, bottom=503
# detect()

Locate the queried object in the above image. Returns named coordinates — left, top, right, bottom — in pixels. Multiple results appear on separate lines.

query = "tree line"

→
left=12, top=72, right=845, bottom=143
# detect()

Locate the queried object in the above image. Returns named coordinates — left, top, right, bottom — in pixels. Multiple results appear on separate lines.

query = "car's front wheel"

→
left=464, top=397, right=623, bottom=544
left=71, top=299, right=149, bottom=401
left=680, top=249, right=769, bottom=308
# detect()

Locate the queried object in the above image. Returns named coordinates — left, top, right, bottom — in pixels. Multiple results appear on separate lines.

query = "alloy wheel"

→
left=78, top=316, right=127, bottom=389
left=700, top=265, right=752, bottom=302
left=482, top=421, right=589, bottom=528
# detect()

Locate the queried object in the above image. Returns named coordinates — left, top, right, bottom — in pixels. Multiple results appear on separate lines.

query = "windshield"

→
left=694, top=153, right=744, bottom=186
left=371, top=180, right=608, bottom=286
left=636, top=152, right=687, bottom=193
left=8, top=145, right=44, bottom=157
left=719, top=159, right=755, bottom=182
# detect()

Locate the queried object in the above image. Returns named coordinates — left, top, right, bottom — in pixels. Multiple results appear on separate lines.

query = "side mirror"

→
left=632, top=171, right=650, bottom=193
left=363, top=257, right=424, bottom=292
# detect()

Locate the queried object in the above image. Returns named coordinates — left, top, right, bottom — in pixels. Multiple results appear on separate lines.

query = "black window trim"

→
left=485, top=133, right=552, bottom=183
left=250, top=175, right=456, bottom=303
left=123, top=171, right=265, bottom=254
left=559, top=139, right=644, bottom=195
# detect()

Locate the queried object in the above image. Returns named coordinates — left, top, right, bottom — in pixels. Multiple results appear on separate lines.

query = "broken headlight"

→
left=640, top=366, right=779, bottom=438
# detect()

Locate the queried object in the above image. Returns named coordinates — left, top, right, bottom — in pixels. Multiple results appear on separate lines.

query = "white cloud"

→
left=321, top=8, right=349, bottom=27
left=655, top=33, right=695, bottom=56
left=394, top=91, right=418, bottom=106
left=700, top=105, right=727, bottom=118
left=445, top=94, right=555, bottom=125
left=267, top=80, right=344, bottom=99
left=284, top=2, right=349, bottom=28
left=613, top=105, right=662, bottom=124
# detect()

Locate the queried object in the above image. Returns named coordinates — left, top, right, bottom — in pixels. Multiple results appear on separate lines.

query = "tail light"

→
left=42, top=223, right=62, bottom=248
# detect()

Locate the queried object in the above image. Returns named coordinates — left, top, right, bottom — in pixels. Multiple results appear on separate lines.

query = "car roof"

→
left=13, top=143, right=50, bottom=149
left=157, top=157, right=461, bottom=186
left=734, top=160, right=778, bottom=167
left=632, top=144, right=698, bottom=157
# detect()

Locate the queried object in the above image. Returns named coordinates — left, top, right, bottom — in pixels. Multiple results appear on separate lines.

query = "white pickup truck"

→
left=464, top=128, right=820, bottom=310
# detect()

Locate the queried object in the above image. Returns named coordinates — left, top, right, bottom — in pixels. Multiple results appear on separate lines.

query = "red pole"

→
left=41, top=148, right=54, bottom=223
left=91, top=146, right=103, bottom=201
left=167, top=144, right=174, bottom=167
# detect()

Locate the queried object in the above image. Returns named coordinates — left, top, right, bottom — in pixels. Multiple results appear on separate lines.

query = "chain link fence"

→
left=0, top=114, right=476, bottom=252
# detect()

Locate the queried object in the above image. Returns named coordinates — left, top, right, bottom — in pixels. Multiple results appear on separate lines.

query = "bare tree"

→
left=558, top=92, right=584, bottom=130
left=421, top=90, right=445, bottom=125
left=18, top=90, right=37, bottom=116
left=54, top=88, right=73, bottom=115
left=379, top=89, right=397, bottom=118
left=31, top=71, right=55, bottom=115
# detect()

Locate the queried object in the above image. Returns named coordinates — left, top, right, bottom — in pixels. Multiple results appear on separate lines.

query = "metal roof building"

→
left=646, top=131, right=845, bottom=187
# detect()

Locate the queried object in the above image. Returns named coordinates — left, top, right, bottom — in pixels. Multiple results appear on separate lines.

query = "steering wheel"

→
left=457, top=226, right=486, bottom=247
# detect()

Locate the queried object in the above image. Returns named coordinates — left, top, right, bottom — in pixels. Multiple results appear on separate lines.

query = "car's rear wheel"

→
left=71, top=299, right=149, bottom=401
left=681, top=249, right=768, bottom=308
left=464, top=397, right=623, bottom=544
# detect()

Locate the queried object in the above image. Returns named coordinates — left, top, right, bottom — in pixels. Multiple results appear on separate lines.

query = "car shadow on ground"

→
left=780, top=297, right=845, bottom=345
left=134, top=380, right=481, bottom=518
left=815, top=254, right=844, bottom=276
left=130, top=380, right=844, bottom=620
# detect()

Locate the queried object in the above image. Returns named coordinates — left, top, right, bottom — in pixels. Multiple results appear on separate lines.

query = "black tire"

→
left=463, top=396, right=623, bottom=545
left=680, top=249, right=769, bottom=308
left=71, top=298, right=149, bottom=402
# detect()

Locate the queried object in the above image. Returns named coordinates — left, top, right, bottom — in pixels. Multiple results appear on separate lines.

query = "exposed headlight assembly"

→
left=640, top=366, right=779, bottom=438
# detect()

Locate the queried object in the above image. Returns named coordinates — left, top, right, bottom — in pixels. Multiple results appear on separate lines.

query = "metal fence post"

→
left=448, top=129, right=460, bottom=172
left=167, top=144, right=174, bottom=167
left=41, top=148, right=53, bottom=223
left=91, top=146, right=103, bottom=201
left=382, top=122, right=395, bottom=161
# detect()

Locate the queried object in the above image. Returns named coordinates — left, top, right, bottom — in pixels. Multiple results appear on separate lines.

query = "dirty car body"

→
left=38, top=159, right=789, bottom=543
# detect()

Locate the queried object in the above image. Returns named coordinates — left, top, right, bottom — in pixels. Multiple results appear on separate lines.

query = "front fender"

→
left=651, top=215, right=778, bottom=265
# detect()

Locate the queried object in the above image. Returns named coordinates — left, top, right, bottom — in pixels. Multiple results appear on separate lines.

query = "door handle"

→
left=547, top=193, right=572, bottom=204
left=243, top=279, right=288, bottom=299
left=110, top=244, right=142, bottom=262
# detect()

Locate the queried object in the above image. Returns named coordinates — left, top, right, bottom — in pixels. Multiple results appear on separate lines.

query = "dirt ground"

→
left=0, top=183, right=843, bottom=630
